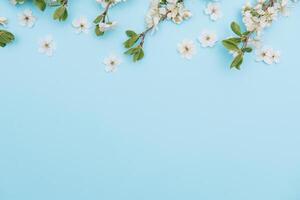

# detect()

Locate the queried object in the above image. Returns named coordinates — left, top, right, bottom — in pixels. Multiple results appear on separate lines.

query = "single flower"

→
left=18, top=9, right=36, bottom=28
left=38, top=35, right=56, bottom=57
left=256, top=48, right=273, bottom=65
left=72, top=16, right=90, bottom=34
left=103, top=55, right=121, bottom=73
left=0, top=17, right=8, bottom=26
left=98, top=21, right=117, bottom=32
left=270, top=49, right=281, bottom=64
left=204, top=2, right=222, bottom=21
left=198, top=30, right=218, bottom=47
left=177, top=39, right=197, bottom=60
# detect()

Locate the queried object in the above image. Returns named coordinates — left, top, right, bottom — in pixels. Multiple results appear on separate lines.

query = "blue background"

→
left=1, top=1, right=300, bottom=199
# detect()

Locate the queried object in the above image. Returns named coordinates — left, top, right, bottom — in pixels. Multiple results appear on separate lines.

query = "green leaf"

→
left=93, top=15, right=103, bottom=24
left=95, top=25, right=104, bottom=36
left=61, top=8, right=68, bottom=20
left=230, top=54, right=243, bottom=70
left=34, top=0, right=46, bottom=11
left=242, top=47, right=252, bottom=53
left=243, top=31, right=251, bottom=36
left=0, top=42, right=6, bottom=47
left=133, top=47, right=144, bottom=62
left=53, top=6, right=68, bottom=21
left=124, top=47, right=138, bottom=55
left=225, top=37, right=242, bottom=45
left=231, top=22, right=242, bottom=36
left=126, top=30, right=137, bottom=38
left=124, top=46, right=144, bottom=62
left=123, top=35, right=139, bottom=48
left=222, top=40, right=240, bottom=52
left=0, top=30, right=15, bottom=48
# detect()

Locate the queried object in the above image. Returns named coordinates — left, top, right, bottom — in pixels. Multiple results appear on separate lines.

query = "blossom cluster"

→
left=124, top=0, right=194, bottom=62
left=223, top=0, right=297, bottom=69
left=1, top=0, right=298, bottom=73
left=145, top=0, right=192, bottom=30
left=242, top=0, right=295, bottom=35
left=123, top=0, right=223, bottom=62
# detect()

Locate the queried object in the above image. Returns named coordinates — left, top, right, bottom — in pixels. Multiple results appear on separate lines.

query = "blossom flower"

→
left=103, top=55, right=121, bottom=73
left=18, top=9, right=36, bottom=28
left=72, top=16, right=90, bottom=34
left=98, top=21, right=117, bottom=32
left=270, top=49, right=281, bottom=64
left=256, top=48, right=273, bottom=64
left=204, top=2, right=222, bottom=21
left=198, top=30, right=218, bottom=47
left=38, top=35, right=56, bottom=57
left=0, top=17, right=8, bottom=26
left=177, top=39, right=197, bottom=60
left=256, top=47, right=281, bottom=64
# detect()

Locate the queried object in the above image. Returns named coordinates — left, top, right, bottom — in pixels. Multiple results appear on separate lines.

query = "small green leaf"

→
left=231, top=22, right=242, bottom=36
left=243, top=31, right=251, bottom=36
left=93, top=15, right=103, bottom=24
left=123, top=35, right=139, bottom=48
left=230, top=54, right=243, bottom=70
left=225, top=37, right=242, bottom=45
left=53, top=6, right=68, bottom=21
left=95, top=25, right=104, bottom=36
left=34, top=0, right=46, bottom=11
left=222, top=40, right=240, bottom=52
left=124, top=47, right=137, bottom=55
left=126, top=30, right=137, bottom=38
left=133, top=47, right=144, bottom=62
left=0, top=30, right=15, bottom=48
left=242, top=47, right=252, bottom=53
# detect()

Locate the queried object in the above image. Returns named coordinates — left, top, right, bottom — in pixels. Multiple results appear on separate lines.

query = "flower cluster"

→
left=2, top=0, right=298, bottom=72
left=222, top=0, right=297, bottom=70
left=124, top=0, right=192, bottom=62
left=146, top=0, right=192, bottom=29
left=93, top=0, right=126, bottom=37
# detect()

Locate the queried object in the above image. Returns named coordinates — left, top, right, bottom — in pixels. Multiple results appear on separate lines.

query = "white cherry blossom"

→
left=177, top=39, right=197, bottom=60
left=72, top=16, right=90, bottom=34
left=198, top=30, right=218, bottom=47
left=18, top=9, right=36, bottom=28
left=103, top=55, right=121, bottom=73
left=204, top=2, right=222, bottom=21
left=38, top=35, right=56, bottom=57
